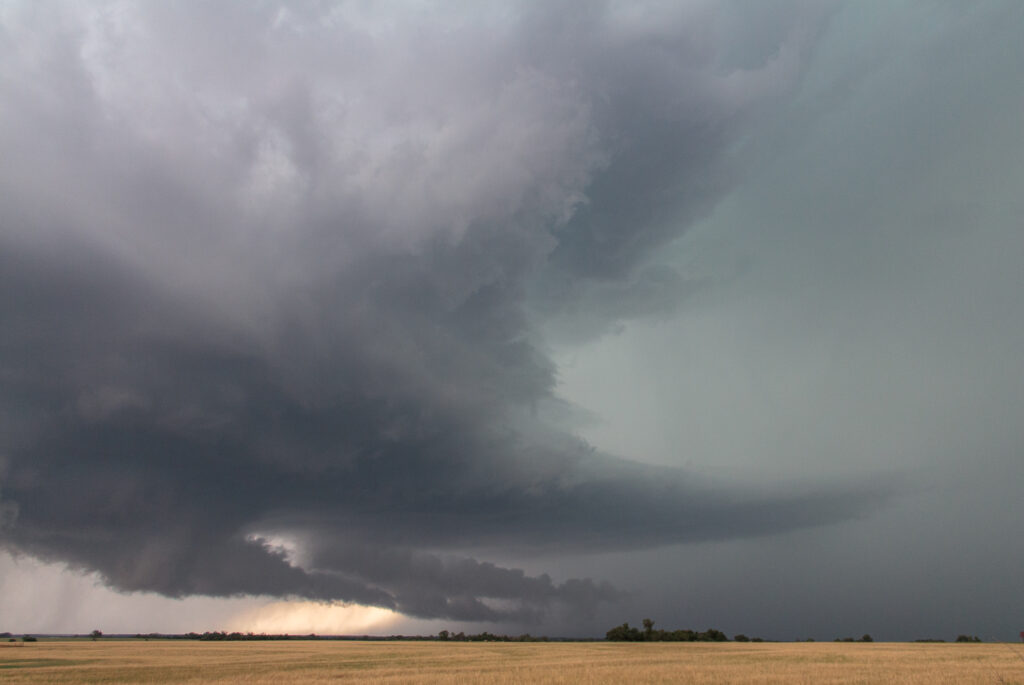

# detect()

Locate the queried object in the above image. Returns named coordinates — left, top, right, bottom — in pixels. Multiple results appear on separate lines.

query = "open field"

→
left=1, top=640, right=1023, bottom=684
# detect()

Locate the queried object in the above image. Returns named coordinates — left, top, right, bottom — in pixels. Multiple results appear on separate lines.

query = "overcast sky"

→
left=1, top=1, right=1022, bottom=641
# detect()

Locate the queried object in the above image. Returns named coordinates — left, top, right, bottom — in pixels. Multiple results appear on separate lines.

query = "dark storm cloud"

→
left=305, top=543, right=623, bottom=622
left=0, top=1, right=886, bottom=622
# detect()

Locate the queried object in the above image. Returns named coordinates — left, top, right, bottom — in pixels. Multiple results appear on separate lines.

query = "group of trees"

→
left=436, top=630, right=548, bottom=642
left=0, top=626, right=998, bottom=643
left=606, top=620, right=729, bottom=642
left=605, top=626, right=994, bottom=644
left=180, top=630, right=552, bottom=642
left=186, top=632, right=299, bottom=641
left=605, top=622, right=992, bottom=644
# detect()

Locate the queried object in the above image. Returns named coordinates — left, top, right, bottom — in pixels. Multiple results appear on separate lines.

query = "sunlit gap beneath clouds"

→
left=227, top=601, right=400, bottom=636
left=0, top=550, right=404, bottom=635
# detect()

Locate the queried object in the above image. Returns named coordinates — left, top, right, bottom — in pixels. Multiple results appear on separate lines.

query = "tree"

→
left=642, top=618, right=655, bottom=640
left=605, top=623, right=642, bottom=641
left=700, top=629, right=728, bottom=642
left=90, top=630, right=103, bottom=641
left=860, top=634, right=873, bottom=642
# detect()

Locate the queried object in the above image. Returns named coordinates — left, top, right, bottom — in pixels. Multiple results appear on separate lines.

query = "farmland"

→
left=1, top=640, right=1022, bottom=684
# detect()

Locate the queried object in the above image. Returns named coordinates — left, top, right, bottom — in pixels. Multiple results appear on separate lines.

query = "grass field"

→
left=1, top=640, right=1023, bottom=684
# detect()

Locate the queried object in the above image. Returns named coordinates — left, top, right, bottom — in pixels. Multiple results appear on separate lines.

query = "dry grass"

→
left=1, top=640, right=1023, bottom=684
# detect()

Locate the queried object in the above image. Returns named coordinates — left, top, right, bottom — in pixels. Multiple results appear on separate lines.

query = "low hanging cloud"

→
left=0, top=1, right=891, bottom=623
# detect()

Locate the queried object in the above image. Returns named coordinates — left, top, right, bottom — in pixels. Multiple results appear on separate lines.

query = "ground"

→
left=1, top=639, right=1023, bottom=684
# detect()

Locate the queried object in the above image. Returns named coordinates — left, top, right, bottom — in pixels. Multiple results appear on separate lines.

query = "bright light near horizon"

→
left=0, top=552, right=403, bottom=636
left=226, top=600, right=401, bottom=636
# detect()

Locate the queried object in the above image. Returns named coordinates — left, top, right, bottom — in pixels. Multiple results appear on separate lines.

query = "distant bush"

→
left=955, top=635, right=982, bottom=643
left=860, top=634, right=873, bottom=642
left=22, top=636, right=37, bottom=642
left=605, top=623, right=643, bottom=641
left=733, top=634, right=749, bottom=642
left=605, top=621, right=729, bottom=642
left=190, top=632, right=291, bottom=641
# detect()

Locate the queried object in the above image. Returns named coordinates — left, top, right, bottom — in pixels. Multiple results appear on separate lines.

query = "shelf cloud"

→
left=2, top=1, right=1020, bottom=635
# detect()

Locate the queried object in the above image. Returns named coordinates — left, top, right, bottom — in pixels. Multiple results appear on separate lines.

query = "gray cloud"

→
left=546, top=0, right=1024, bottom=641
left=0, top=1, right=898, bottom=624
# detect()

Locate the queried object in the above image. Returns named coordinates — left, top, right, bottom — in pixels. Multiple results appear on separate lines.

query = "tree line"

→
left=1, top=627, right=994, bottom=643
left=436, top=630, right=549, bottom=642
left=605, top=619, right=729, bottom=642
left=605, top=621, right=995, bottom=644
left=183, top=630, right=553, bottom=642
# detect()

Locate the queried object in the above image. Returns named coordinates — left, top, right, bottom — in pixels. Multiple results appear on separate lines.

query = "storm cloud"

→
left=0, top=1, right=882, bottom=622
left=4, top=1, right=1017, bottom=635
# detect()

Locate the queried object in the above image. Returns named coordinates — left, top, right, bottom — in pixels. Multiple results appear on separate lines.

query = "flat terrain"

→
left=1, top=640, right=1023, bottom=684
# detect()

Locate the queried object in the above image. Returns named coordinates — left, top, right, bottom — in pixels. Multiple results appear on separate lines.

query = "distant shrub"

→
left=605, top=621, right=729, bottom=642
left=22, top=636, right=37, bottom=642
left=733, top=634, right=749, bottom=642
left=955, top=635, right=982, bottom=643
left=605, top=623, right=643, bottom=642
left=860, top=634, right=873, bottom=642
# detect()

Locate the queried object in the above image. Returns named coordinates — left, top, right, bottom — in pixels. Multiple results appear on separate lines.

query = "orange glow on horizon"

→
left=226, top=600, right=401, bottom=636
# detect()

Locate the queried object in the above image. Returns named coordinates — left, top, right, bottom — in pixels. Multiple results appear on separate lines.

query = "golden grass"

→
left=1, top=640, right=1023, bottom=684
